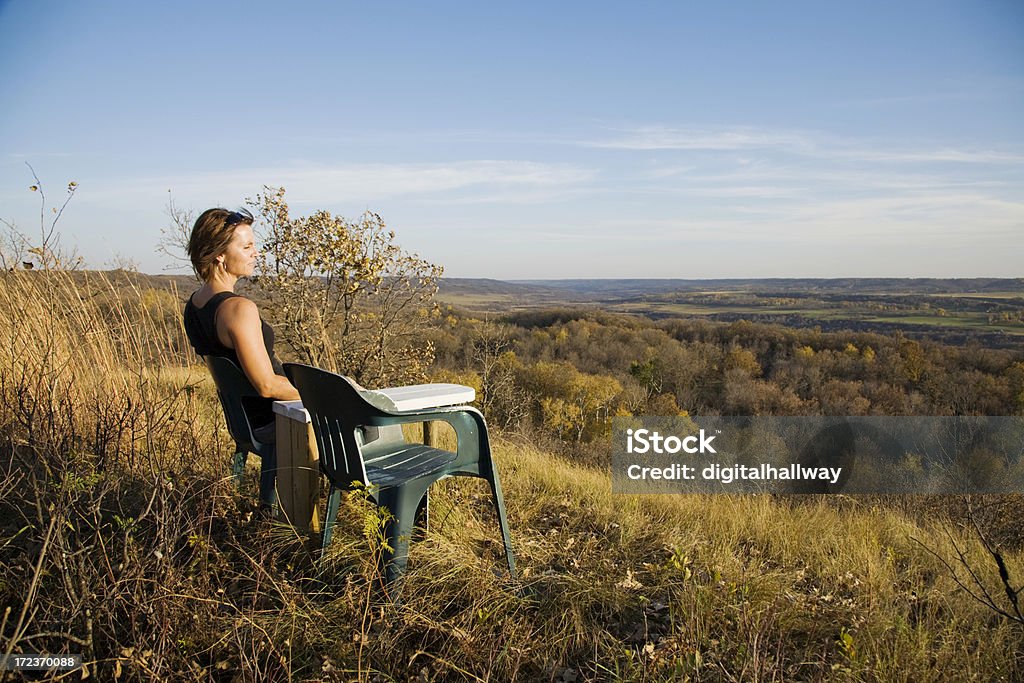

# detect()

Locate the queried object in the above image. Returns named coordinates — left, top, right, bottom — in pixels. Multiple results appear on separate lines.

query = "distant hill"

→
left=509, top=278, right=1024, bottom=296
left=437, top=277, right=1024, bottom=348
left=437, top=278, right=570, bottom=297
left=91, top=272, right=1024, bottom=300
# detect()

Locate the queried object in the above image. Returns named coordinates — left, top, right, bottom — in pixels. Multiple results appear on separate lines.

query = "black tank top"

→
left=183, top=291, right=284, bottom=427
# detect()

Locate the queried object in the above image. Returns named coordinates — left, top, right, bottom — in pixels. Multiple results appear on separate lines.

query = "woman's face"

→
left=217, top=223, right=258, bottom=278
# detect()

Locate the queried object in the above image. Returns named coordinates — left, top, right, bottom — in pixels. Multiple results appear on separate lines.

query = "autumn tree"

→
left=1007, top=362, right=1024, bottom=414
left=519, top=361, right=624, bottom=442
left=249, top=186, right=442, bottom=387
left=470, top=320, right=528, bottom=429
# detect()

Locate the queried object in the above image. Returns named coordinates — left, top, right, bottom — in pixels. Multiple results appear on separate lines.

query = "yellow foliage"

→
left=249, top=186, right=442, bottom=386
left=430, top=368, right=482, bottom=394
left=522, top=361, right=624, bottom=442
left=796, top=345, right=815, bottom=358
left=725, top=347, right=761, bottom=377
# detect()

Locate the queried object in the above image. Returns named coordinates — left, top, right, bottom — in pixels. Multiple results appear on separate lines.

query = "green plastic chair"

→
left=205, top=356, right=277, bottom=508
left=283, top=362, right=516, bottom=585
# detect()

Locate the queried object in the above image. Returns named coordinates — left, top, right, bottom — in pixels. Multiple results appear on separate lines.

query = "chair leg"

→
left=412, top=490, right=429, bottom=542
left=322, top=486, right=341, bottom=556
left=487, top=468, right=516, bottom=578
left=378, top=484, right=429, bottom=586
left=230, top=448, right=247, bottom=488
left=258, top=445, right=278, bottom=510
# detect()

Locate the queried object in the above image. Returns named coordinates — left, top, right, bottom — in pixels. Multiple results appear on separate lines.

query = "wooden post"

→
left=275, top=412, right=321, bottom=533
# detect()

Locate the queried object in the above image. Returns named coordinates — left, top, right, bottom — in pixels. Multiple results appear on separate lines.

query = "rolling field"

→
left=437, top=278, right=1024, bottom=344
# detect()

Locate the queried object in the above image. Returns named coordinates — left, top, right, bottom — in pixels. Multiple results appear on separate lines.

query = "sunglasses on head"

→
left=224, top=210, right=252, bottom=228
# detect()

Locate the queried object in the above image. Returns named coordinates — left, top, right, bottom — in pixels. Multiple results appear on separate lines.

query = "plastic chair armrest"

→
left=365, top=406, right=490, bottom=471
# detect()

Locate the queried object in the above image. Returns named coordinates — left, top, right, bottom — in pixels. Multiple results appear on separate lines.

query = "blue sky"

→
left=1, top=0, right=1022, bottom=278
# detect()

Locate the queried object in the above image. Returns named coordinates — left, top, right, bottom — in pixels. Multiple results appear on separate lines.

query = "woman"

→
left=183, top=208, right=299, bottom=510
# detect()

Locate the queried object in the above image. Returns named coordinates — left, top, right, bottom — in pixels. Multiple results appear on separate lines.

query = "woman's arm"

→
left=217, top=297, right=300, bottom=401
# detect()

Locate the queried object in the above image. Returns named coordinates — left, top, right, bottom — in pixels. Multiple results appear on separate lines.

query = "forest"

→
left=426, top=305, right=1024, bottom=460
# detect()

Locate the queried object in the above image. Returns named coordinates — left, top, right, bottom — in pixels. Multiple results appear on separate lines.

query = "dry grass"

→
left=0, top=269, right=1021, bottom=681
left=456, top=440, right=1023, bottom=681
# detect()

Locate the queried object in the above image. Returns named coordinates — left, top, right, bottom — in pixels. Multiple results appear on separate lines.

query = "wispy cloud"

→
left=583, top=125, right=819, bottom=153
left=4, top=152, right=74, bottom=160
left=630, top=165, right=1022, bottom=203
left=82, top=160, right=598, bottom=205
left=6, top=124, right=1020, bottom=278
left=641, top=165, right=698, bottom=179
left=540, top=187, right=1024, bottom=247
left=581, top=124, right=1024, bottom=165
left=835, top=76, right=1024, bottom=108
left=280, top=128, right=572, bottom=148
left=784, top=191, right=1024, bottom=232
left=836, top=147, right=1024, bottom=164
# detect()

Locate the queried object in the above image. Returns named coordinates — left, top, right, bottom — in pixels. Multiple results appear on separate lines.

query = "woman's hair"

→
left=186, top=207, right=254, bottom=281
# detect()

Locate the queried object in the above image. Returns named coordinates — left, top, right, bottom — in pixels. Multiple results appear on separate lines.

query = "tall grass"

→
left=0, top=268, right=236, bottom=678
left=0, top=269, right=1021, bottom=681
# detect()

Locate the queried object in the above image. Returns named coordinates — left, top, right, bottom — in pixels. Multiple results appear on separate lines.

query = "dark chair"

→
left=205, top=356, right=277, bottom=508
left=283, top=362, right=515, bottom=585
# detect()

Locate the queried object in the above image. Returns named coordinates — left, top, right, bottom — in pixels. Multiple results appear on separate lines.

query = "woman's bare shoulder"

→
left=216, top=295, right=259, bottom=325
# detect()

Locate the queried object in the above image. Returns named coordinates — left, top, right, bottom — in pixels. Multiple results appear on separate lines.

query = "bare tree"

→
left=913, top=497, right=1023, bottom=625
left=1, top=163, right=81, bottom=271
left=155, top=192, right=196, bottom=275
left=471, top=320, right=528, bottom=429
